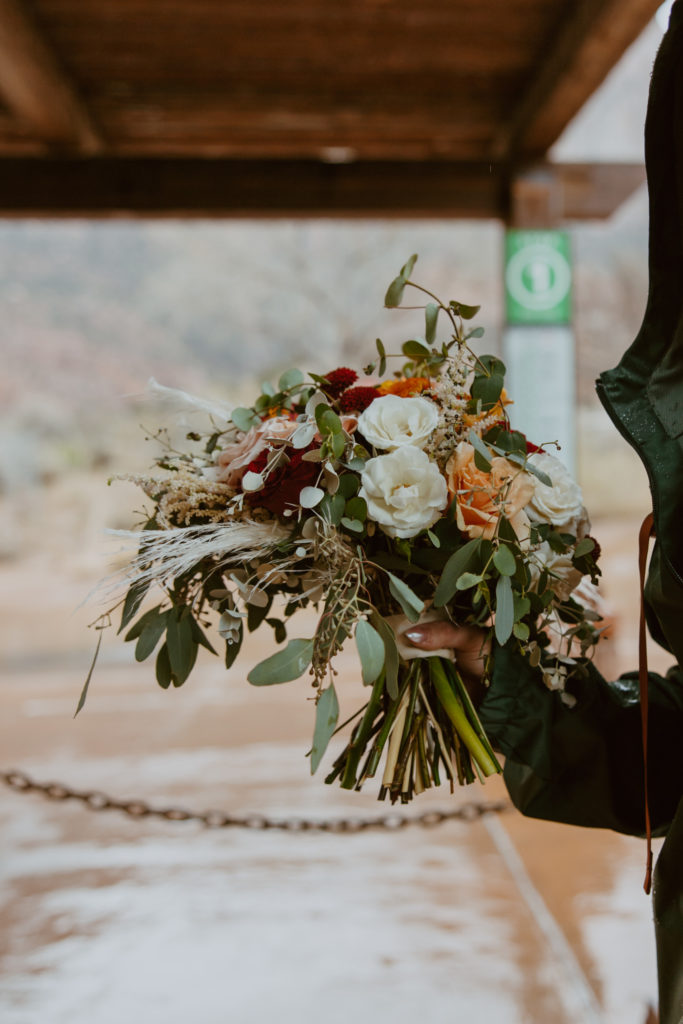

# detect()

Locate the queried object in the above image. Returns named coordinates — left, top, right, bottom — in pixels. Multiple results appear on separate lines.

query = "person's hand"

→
left=403, top=622, right=490, bottom=704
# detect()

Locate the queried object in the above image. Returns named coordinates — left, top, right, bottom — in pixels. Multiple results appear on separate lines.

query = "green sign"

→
left=505, top=230, right=572, bottom=325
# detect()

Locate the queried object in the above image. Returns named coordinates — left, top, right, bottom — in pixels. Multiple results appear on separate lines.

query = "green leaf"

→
left=266, top=617, right=287, bottom=644
left=166, top=609, right=197, bottom=686
left=386, top=571, right=425, bottom=622
left=156, top=643, right=172, bottom=689
left=513, top=593, right=531, bottom=620
left=402, top=339, right=431, bottom=359
left=310, top=684, right=340, bottom=774
left=467, top=429, right=493, bottom=471
left=278, top=368, right=304, bottom=390
left=118, top=580, right=151, bottom=634
left=467, top=326, right=485, bottom=340
left=355, top=619, right=385, bottom=685
left=425, top=303, right=439, bottom=346
left=369, top=612, right=399, bottom=699
left=385, top=275, right=407, bottom=308
left=191, top=616, right=218, bottom=655
left=470, top=373, right=504, bottom=409
left=478, top=355, right=506, bottom=376
left=74, top=628, right=103, bottom=717
left=574, top=537, right=596, bottom=558
left=513, top=622, right=530, bottom=641
left=495, top=575, right=514, bottom=645
left=231, top=407, right=259, bottom=432
left=519, top=456, right=553, bottom=488
left=337, top=474, right=360, bottom=499
left=375, top=338, right=387, bottom=377
left=224, top=624, right=243, bottom=669
left=400, top=254, right=418, bottom=278
left=331, top=431, right=346, bottom=458
left=124, top=604, right=163, bottom=642
left=426, top=529, right=440, bottom=548
left=247, top=594, right=273, bottom=632
left=135, top=610, right=168, bottom=662
left=493, top=545, right=516, bottom=576
left=341, top=517, right=364, bottom=532
left=450, top=300, right=481, bottom=320
left=319, top=492, right=345, bottom=526
left=248, top=638, right=314, bottom=685
left=345, top=496, right=367, bottom=521
left=433, top=538, right=482, bottom=607
left=455, top=572, right=482, bottom=591
left=318, top=407, right=342, bottom=435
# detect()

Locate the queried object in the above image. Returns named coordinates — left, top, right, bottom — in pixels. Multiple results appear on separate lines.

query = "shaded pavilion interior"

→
left=0, top=0, right=661, bottom=219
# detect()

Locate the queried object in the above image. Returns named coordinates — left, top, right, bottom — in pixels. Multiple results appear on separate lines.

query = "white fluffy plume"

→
left=134, top=378, right=234, bottom=424
left=102, top=520, right=291, bottom=599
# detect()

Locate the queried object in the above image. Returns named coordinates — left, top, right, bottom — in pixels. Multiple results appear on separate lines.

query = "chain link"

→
left=1, top=769, right=509, bottom=832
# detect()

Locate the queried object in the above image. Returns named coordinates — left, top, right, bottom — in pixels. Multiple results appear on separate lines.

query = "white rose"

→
left=359, top=446, right=448, bottom=538
left=357, top=394, right=439, bottom=451
left=529, top=541, right=583, bottom=601
left=526, top=453, right=589, bottom=535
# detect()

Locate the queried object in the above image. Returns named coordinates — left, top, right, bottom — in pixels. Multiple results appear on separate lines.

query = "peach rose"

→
left=445, top=441, right=534, bottom=541
left=216, top=416, right=299, bottom=487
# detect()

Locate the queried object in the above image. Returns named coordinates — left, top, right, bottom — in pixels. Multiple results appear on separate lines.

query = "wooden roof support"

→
left=492, top=0, right=660, bottom=161
left=0, top=0, right=102, bottom=153
left=0, top=158, right=645, bottom=220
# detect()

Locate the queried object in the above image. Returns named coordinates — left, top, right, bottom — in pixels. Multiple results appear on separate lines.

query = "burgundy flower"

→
left=324, top=367, right=358, bottom=397
left=338, top=386, right=381, bottom=413
left=244, top=444, right=320, bottom=516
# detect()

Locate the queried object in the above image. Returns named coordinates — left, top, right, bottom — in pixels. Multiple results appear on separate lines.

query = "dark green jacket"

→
left=479, top=7, right=683, bottom=1020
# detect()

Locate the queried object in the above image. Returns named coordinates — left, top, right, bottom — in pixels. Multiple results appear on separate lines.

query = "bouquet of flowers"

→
left=83, top=255, right=601, bottom=803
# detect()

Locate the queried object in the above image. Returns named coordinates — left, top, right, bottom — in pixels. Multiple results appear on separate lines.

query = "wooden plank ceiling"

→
left=0, top=0, right=660, bottom=217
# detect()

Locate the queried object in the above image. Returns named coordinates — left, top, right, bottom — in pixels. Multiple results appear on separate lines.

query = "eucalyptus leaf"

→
left=191, top=616, right=218, bottom=655
left=402, top=339, right=431, bottom=359
left=385, top=275, right=407, bottom=308
left=345, top=495, right=366, bottom=521
left=574, top=537, right=596, bottom=558
left=425, top=303, right=439, bottom=346
left=369, top=612, right=399, bottom=698
left=247, top=637, right=314, bottom=685
left=400, top=254, right=418, bottom=278
left=310, top=684, right=339, bottom=774
left=386, top=571, right=425, bottom=622
left=455, top=572, right=482, bottom=591
left=74, top=628, right=103, bottom=717
left=166, top=609, right=197, bottom=686
left=470, top=373, right=504, bottom=408
left=433, top=538, right=482, bottom=607
left=299, top=486, right=325, bottom=509
left=495, top=575, right=514, bottom=645
left=231, top=407, right=259, bottom=433
left=341, top=517, right=364, bottom=532
left=118, top=579, right=151, bottom=634
left=467, top=430, right=493, bottom=470
left=135, top=610, right=168, bottom=662
left=355, top=619, right=385, bottom=685
left=278, top=368, right=304, bottom=390
left=124, top=604, right=163, bottom=642
left=156, top=643, right=172, bottom=689
left=493, top=545, right=516, bottom=576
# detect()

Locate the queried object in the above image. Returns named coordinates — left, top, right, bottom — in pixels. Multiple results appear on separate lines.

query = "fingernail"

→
left=403, top=629, right=427, bottom=646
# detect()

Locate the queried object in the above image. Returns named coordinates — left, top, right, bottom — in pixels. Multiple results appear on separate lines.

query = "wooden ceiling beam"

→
left=492, top=0, right=660, bottom=161
left=0, top=0, right=102, bottom=152
left=0, top=158, right=644, bottom=220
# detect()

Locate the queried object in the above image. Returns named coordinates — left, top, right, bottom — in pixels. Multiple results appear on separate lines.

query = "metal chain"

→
left=1, top=768, right=509, bottom=833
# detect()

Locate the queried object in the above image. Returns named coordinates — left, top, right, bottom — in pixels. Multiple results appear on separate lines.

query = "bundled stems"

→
left=327, top=655, right=501, bottom=802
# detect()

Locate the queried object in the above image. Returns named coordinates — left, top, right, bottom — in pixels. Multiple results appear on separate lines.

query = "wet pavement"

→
left=0, top=513, right=667, bottom=1023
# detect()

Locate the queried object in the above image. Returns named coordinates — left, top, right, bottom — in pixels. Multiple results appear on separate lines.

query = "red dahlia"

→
left=338, top=386, right=381, bottom=413
left=324, top=367, right=358, bottom=397
left=244, top=444, right=320, bottom=516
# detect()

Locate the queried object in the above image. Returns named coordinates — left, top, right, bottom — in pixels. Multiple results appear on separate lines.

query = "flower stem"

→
left=428, top=657, right=500, bottom=777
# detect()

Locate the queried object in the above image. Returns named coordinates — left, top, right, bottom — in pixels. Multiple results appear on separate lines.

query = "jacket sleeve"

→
left=478, top=540, right=683, bottom=837
left=478, top=646, right=683, bottom=837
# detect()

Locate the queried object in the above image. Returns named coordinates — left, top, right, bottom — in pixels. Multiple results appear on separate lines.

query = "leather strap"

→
left=638, top=511, right=655, bottom=895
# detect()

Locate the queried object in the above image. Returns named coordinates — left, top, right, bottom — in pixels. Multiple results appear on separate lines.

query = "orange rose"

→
left=445, top=441, right=534, bottom=541
left=378, top=377, right=431, bottom=398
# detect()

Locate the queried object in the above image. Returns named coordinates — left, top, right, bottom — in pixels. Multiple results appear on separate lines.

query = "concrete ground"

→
left=0, top=497, right=669, bottom=1024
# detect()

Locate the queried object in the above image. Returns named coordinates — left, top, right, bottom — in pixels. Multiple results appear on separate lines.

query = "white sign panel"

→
left=503, top=325, right=576, bottom=475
